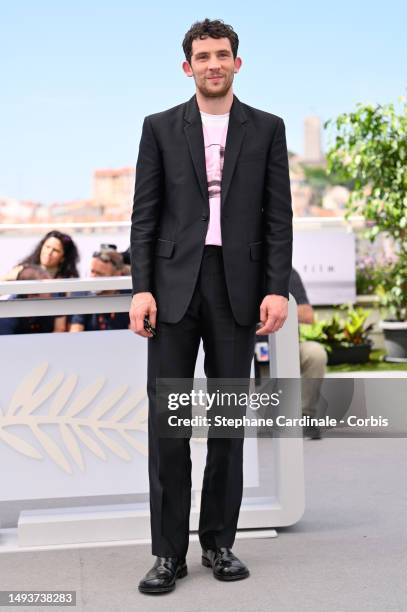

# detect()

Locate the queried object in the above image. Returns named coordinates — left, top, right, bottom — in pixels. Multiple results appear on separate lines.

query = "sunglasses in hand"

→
left=143, top=316, right=157, bottom=337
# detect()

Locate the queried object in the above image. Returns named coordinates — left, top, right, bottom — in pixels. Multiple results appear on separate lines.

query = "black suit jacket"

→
left=130, top=93, right=293, bottom=326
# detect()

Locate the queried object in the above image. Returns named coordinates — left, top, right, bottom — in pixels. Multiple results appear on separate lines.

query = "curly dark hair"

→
left=18, top=230, right=80, bottom=279
left=182, top=18, right=239, bottom=64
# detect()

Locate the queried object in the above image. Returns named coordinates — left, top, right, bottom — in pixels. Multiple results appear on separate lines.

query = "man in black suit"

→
left=129, top=18, right=293, bottom=594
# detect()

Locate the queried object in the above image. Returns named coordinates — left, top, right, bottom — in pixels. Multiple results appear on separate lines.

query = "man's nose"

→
left=208, top=57, right=221, bottom=70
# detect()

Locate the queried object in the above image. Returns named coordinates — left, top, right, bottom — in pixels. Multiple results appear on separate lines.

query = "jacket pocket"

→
left=155, top=238, right=175, bottom=258
left=249, top=241, right=263, bottom=261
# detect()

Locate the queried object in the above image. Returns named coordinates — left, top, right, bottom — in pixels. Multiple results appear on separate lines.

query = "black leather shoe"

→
left=138, top=556, right=187, bottom=594
left=202, top=547, right=250, bottom=581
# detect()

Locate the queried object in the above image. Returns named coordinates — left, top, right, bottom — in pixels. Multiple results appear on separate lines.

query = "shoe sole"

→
left=138, top=565, right=188, bottom=594
left=202, top=556, right=250, bottom=581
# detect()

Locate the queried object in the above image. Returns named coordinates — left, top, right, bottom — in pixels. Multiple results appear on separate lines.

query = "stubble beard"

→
left=196, top=72, right=234, bottom=99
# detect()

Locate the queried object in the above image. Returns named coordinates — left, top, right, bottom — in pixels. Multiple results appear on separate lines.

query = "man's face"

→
left=40, top=237, right=64, bottom=269
left=90, top=257, right=117, bottom=278
left=182, top=36, right=242, bottom=99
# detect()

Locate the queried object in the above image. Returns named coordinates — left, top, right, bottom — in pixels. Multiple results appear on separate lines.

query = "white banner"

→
left=0, top=330, right=258, bottom=502
left=293, top=229, right=356, bottom=305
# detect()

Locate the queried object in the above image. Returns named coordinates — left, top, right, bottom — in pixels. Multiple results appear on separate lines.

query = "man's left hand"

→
left=256, top=294, right=288, bottom=335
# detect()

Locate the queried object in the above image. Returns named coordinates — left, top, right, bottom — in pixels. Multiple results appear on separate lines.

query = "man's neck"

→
left=195, top=88, right=233, bottom=115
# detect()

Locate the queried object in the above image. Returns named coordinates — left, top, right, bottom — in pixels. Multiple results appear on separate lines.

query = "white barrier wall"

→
left=0, top=330, right=260, bottom=501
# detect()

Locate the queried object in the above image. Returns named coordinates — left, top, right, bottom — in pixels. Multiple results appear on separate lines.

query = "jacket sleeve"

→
left=130, top=116, right=163, bottom=295
left=263, top=117, right=293, bottom=298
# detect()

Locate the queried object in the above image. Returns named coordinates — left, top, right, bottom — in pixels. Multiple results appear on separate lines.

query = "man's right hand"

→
left=129, top=292, right=157, bottom=337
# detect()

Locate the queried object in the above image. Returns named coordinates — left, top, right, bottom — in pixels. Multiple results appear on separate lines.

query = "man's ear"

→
left=234, top=56, right=242, bottom=74
left=182, top=61, right=193, bottom=77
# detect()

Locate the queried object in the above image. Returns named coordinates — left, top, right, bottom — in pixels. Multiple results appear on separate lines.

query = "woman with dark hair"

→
left=1, top=230, right=80, bottom=281
left=1, top=230, right=80, bottom=332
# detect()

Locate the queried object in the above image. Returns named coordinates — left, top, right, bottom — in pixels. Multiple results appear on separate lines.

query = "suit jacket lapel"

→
left=183, top=95, right=208, bottom=205
left=221, top=95, right=247, bottom=209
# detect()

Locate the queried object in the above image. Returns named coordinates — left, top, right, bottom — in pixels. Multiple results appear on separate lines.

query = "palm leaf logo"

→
left=0, top=361, right=148, bottom=474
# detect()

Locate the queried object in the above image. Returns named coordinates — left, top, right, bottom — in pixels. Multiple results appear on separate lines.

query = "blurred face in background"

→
left=90, top=255, right=121, bottom=295
left=17, top=265, right=52, bottom=298
left=40, top=237, right=64, bottom=269
left=90, top=256, right=117, bottom=278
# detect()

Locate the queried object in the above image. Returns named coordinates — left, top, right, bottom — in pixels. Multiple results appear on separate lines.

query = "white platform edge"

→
left=326, top=371, right=407, bottom=378
left=0, top=528, right=278, bottom=554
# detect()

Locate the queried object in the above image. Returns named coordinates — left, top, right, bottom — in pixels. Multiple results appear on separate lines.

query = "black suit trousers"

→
left=147, top=245, right=257, bottom=558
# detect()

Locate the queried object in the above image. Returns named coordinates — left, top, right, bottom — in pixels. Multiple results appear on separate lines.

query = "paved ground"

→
left=1, top=437, right=406, bottom=612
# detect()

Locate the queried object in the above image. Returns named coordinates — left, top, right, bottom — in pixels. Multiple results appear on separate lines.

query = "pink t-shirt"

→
left=200, top=111, right=230, bottom=245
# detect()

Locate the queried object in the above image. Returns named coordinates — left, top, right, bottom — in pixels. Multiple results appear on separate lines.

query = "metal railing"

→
left=0, top=277, right=132, bottom=318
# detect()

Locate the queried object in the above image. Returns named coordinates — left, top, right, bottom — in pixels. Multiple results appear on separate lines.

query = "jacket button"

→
left=202, top=214, right=208, bottom=221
